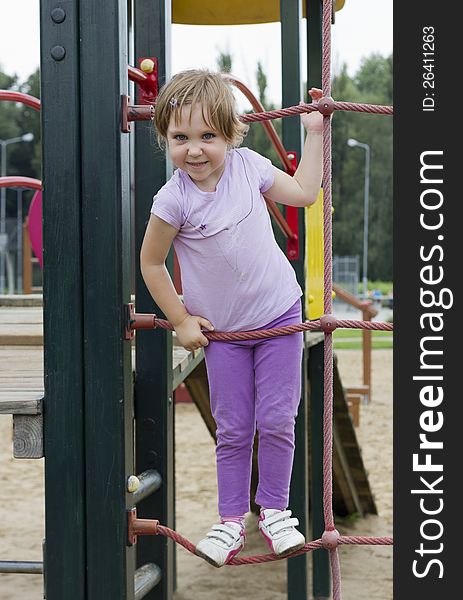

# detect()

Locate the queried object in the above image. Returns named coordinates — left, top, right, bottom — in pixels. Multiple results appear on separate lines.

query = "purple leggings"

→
left=204, top=300, right=303, bottom=516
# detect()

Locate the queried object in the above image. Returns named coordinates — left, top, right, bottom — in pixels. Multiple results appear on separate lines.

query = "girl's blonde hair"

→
left=153, top=69, right=248, bottom=148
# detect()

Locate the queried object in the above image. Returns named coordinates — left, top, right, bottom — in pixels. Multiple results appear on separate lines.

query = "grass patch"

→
left=334, top=340, right=393, bottom=350
left=333, top=329, right=393, bottom=349
left=333, top=329, right=392, bottom=339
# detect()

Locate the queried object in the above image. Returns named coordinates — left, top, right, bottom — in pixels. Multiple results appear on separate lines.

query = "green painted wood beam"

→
left=309, top=340, right=331, bottom=599
left=306, top=3, right=330, bottom=597
left=134, top=2, right=175, bottom=599
left=79, top=0, right=136, bottom=597
left=41, top=1, right=86, bottom=597
left=280, top=1, right=309, bottom=598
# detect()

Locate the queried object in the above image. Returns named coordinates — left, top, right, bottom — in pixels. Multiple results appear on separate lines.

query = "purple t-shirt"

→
left=150, top=147, right=302, bottom=332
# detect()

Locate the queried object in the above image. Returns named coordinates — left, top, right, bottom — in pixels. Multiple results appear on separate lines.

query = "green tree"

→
left=0, top=67, right=40, bottom=180
left=0, top=67, right=41, bottom=235
left=215, top=52, right=282, bottom=166
left=17, top=68, right=41, bottom=178
left=243, top=61, right=282, bottom=167
left=332, top=54, right=392, bottom=281
left=0, top=70, right=21, bottom=142
left=216, top=52, right=232, bottom=73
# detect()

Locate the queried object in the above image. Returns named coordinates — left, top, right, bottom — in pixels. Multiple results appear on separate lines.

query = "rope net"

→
left=149, top=522, right=392, bottom=568
left=131, top=1, right=393, bottom=594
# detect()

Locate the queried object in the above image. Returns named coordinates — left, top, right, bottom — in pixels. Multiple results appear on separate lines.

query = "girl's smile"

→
left=167, top=104, right=228, bottom=192
left=186, top=160, right=208, bottom=168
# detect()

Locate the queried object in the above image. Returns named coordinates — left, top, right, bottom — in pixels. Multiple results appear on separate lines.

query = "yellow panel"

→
left=173, top=0, right=345, bottom=26
left=305, top=189, right=324, bottom=320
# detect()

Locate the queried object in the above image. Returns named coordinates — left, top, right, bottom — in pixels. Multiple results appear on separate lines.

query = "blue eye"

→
left=174, top=134, right=187, bottom=141
left=203, top=133, right=215, bottom=140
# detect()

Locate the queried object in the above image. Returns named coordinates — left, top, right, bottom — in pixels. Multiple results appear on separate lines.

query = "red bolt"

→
left=321, top=528, right=340, bottom=550
left=319, top=314, right=337, bottom=333
left=317, top=96, right=335, bottom=116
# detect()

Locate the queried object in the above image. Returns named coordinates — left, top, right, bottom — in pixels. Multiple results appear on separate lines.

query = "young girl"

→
left=140, top=69, right=323, bottom=567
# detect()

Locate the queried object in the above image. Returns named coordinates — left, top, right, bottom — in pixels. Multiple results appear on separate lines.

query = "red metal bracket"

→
left=285, top=151, right=299, bottom=260
left=123, top=58, right=158, bottom=133
left=136, top=57, right=158, bottom=104
left=127, top=507, right=159, bottom=546
left=121, top=95, right=153, bottom=133
left=124, top=303, right=135, bottom=340
left=121, top=95, right=130, bottom=133
left=124, top=304, right=158, bottom=338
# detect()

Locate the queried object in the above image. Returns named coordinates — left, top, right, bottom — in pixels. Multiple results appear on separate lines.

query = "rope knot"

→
left=319, top=314, right=337, bottom=333
left=317, top=96, right=335, bottom=115
left=321, top=528, right=340, bottom=550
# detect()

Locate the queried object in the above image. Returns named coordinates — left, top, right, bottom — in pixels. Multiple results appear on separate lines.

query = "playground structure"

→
left=0, top=1, right=393, bottom=599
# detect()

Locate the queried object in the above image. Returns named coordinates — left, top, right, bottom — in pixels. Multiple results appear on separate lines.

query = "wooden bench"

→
left=0, top=342, right=204, bottom=460
left=0, top=391, right=44, bottom=458
left=345, top=384, right=369, bottom=427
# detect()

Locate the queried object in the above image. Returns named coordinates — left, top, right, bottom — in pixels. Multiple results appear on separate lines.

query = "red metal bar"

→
left=285, top=152, right=299, bottom=260
left=0, top=91, right=41, bottom=111
left=224, top=74, right=293, bottom=173
left=128, top=65, right=148, bottom=85
left=265, top=200, right=297, bottom=241
left=0, top=176, right=42, bottom=190
left=127, top=104, right=153, bottom=122
left=128, top=59, right=158, bottom=103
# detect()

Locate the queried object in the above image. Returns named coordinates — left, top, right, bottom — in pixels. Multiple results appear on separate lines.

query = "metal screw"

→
left=127, top=475, right=140, bottom=493
left=51, top=7, right=66, bottom=23
left=50, top=46, right=66, bottom=61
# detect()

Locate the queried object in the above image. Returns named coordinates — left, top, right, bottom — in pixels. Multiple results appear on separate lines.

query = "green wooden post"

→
left=78, top=0, right=136, bottom=597
left=134, top=2, right=175, bottom=599
left=280, top=2, right=309, bottom=598
left=41, top=2, right=87, bottom=598
left=308, top=340, right=330, bottom=599
left=306, top=1, right=330, bottom=597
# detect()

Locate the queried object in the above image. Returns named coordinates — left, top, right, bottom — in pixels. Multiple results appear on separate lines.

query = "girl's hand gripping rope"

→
left=300, top=88, right=324, bottom=134
left=174, top=314, right=215, bottom=351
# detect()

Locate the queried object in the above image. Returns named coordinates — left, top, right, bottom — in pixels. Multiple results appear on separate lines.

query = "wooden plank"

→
left=13, top=413, right=44, bottom=458
left=332, top=426, right=363, bottom=515
left=0, top=342, right=201, bottom=418
left=1, top=377, right=44, bottom=387
left=0, top=307, right=43, bottom=323
left=333, top=355, right=377, bottom=515
left=172, top=347, right=204, bottom=390
left=183, top=360, right=215, bottom=441
left=305, top=330, right=324, bottom=348
left=346, top=394, right=360, bottom=427
left=0, top=334, right=43, bottom=346
left=0, top=393, right=43, bottom=415
left=345, top=385, right=369, bottom=396
left=0, top=346, right=43, bottom=360
left=40, top=0, right=87, bottom=595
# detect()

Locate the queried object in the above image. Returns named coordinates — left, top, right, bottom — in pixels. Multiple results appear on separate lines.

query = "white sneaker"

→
left=195, top=521, right=245, bottom=568
left=259, top=509, right=305, bottom=557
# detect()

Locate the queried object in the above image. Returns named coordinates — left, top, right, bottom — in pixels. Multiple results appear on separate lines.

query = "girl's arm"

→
left=140, top=215, right=214, bottom=350
left=263, top=88, right=324, bottom=208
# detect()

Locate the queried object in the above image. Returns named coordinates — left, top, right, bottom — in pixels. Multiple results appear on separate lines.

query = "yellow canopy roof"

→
left=173, top=0, right=345, bottom=26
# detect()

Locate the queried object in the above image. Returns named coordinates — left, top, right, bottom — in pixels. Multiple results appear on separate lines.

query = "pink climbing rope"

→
left=239, top=101, right=392, bottom=123
left=129, top=1, right=393, bottom=591
left=133, top=315, right=393, bottom=341
left=131, top=517, right=392, bottom=566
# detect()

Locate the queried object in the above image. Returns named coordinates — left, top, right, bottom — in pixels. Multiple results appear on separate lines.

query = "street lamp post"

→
left=347, top=137, right=370, bottom=300
left=0, top=132, right=34, bottom=293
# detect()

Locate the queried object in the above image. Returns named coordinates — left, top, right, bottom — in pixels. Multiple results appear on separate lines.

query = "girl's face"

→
left=166, top=103, right=228, bottom=192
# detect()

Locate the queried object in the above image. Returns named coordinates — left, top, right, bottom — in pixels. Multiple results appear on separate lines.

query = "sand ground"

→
left=0, top=349, right=392, bottom=599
